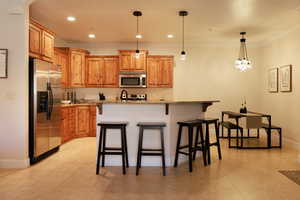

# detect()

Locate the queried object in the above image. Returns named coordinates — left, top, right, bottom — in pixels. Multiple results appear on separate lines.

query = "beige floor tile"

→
left=0, top=137, right=299, bottom=200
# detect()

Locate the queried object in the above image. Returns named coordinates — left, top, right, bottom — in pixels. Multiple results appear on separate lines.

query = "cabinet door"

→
left=86, top=57, right=104, bottom=87
left=158, top=57, right=173, bottom=87
left=42, top=31, right=54, bottom=62
left=61, top=108, right=69, bottom=144
left=89, top=106, right=97, bottom=137
left=147, top=57, right=160, bottom=87
left=70, top=51, right=86, bottom=87
left=29, top=23, right=42, bottom=57
left=103, top=57, right=118, bottom=87
left=119, top=51, right=133, bottom=71
left=60, top=53, right=69, bottom=88
left=135, top=51, right=147, bottom=72
left=68, top=107, right=76, bottom=139
left=76, top=106, right=90, bottom=137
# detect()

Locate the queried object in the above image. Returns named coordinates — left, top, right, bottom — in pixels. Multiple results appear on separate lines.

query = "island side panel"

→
left=169, top=103, right=204, bottom=165
left=96, top=104, right=171, bottom=166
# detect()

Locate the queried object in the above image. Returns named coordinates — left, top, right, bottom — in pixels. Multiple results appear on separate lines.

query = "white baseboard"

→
left=0, top=158, right=30, bottom=168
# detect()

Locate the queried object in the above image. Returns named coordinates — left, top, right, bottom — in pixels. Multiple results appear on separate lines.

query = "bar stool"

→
left=198, top=118, right=222, bottom=165
left=136, top=122, right=166, bottom=176
left=96, top=122, right=129, bottom=175
left=174, top=120, right=207, bottom=172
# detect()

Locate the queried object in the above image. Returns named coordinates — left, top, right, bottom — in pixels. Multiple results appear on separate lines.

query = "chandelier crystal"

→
left=235, top=32, right=252, bottom=72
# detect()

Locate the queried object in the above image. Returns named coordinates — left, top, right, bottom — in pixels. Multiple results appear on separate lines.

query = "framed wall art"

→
left=0, top=49, right=8, bottom=78
left=268, top=67, right=278, bottom=92
left=279, top=65, right=292, bottom=92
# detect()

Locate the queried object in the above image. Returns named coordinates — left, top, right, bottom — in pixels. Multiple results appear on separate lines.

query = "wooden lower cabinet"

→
left=75, top=106, right=90, bottom=137
left=61, top=105, right=96, bottom=144
left=89, top=106, right=97, bottom=137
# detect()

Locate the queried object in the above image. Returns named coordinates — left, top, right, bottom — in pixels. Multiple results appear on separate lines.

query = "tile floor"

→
left=0, top=137, right=299, bottom=200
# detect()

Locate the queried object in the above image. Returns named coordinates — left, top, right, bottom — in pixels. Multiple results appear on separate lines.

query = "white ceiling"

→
left=30, top=0, right=300, bottom=44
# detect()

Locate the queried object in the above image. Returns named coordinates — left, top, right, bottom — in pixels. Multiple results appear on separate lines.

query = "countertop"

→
left=61, top=99, right=220, bottom=107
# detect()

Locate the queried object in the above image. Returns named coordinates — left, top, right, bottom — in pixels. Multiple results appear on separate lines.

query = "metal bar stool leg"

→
left=96, top=127, right=104, bottom=175
left=279, top=129, right=282, bottom=148
left=174, top=125, right=183, bottom=167
left=160, top=127, right=166, bottom=176
left=101, top=127, right=107, bottom=167
left=188, top=126, right=193, bottom=172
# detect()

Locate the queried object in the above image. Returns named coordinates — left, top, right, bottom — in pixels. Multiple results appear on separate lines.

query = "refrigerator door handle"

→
left=47, top=82, right=54, bottom=120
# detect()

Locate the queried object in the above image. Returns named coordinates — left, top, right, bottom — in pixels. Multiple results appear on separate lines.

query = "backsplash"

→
left=73, top=88, right=174, bottom=101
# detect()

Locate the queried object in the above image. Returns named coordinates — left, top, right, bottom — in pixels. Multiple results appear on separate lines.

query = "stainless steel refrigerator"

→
left=29, top=58, right=62, bottom=164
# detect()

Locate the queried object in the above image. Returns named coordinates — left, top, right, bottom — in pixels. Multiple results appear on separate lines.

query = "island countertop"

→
left=62, top=99, right=220, bottom=106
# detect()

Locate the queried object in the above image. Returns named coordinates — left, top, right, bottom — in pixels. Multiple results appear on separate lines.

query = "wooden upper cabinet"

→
left=75, top=106, right=90, bottom=137
left=86, top=56, right=119, bottom=88
left=147, top=56, right=173, bottom=88
left=54, top=48, right=68, bottom=88
left=119, top=50, right=147, bottom=72
left=69, top=49, right=88, bottom=88
left=103, top=57, right=119, bottom=87
left=41, top=31, right=54, bottom=62
left=86, top=57, right=104, bottom=87
left=29, top=23, right=42, bottom=57
left=29, top=19, right=54, bottom=63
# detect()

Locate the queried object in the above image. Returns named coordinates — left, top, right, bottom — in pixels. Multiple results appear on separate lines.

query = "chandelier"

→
left=235, top=32, right=252, bottom=72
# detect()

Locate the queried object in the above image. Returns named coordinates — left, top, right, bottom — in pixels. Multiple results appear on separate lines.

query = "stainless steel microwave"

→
left=119, top=72, right=147, bottom=88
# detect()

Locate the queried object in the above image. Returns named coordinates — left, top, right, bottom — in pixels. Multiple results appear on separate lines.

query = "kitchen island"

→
left=94, top=100, right=219, bottom=167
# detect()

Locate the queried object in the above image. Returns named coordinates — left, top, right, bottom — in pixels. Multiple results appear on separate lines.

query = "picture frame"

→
left=0, top=49, right=8, bottom=78
left=268, top=67, right=278, bottom=92
left=279, top=65, right=292, bottom=92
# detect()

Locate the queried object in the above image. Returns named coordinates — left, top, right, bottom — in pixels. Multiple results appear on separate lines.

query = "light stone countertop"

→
left=61, top=99, right=220, bottom=107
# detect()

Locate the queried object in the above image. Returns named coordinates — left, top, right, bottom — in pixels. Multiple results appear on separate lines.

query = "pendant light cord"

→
left=182, top=15, right=185, bottom=51
left=136, top=16, right=139, bottom=50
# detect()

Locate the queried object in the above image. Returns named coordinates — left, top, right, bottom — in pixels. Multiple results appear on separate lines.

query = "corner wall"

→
left=0, top=0, right=29, bottom=168
left=258, top=27, right=300, bottom=149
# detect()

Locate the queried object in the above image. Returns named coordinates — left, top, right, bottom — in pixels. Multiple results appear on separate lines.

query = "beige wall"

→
left=258, top=27, right=300, bottom=148
left=60, top=42, right=262, bottom=119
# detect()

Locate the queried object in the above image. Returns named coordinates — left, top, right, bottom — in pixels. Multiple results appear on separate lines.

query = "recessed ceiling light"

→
left=136, top=34, right=142, bottom=39
left=67, top=16, right=76, bottom=21
left=167, top=34, right=174, bottom=38
left=88, top=34, right=96, bottom=38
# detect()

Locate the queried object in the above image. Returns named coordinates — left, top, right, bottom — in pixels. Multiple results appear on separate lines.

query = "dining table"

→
left=221, top=111, right=273, bottom=149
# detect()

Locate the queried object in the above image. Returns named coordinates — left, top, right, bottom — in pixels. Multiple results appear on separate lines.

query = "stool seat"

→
left=137, top=122, right=166, bottom=127
left=177, top=120, right=202, bottom=126
left=98, top=121, right=128, bottom=126
left=198, top=118, right=219, bottom=123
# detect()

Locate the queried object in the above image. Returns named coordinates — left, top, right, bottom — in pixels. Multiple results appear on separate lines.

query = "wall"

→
left=258, top=27, right=300, bottom=149
left=59, top=42, right=262, bottom=118
left=0, top=0, right=29, bottom=168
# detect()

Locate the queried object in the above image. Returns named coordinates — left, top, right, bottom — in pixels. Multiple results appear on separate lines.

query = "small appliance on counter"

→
left=120, top=90, right=147, bottom=101
left=99, top=92, right=106, bottom=100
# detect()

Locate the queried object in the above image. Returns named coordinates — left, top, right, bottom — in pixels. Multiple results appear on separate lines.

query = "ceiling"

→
left=30, top=0, right=300, bottom=44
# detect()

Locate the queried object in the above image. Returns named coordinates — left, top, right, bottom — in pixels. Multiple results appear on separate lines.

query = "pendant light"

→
left=133, top=10, right=142, bottom=59
left=179, top=11, right=188, bottom=61
left=235, top=32, right=252, bottom=72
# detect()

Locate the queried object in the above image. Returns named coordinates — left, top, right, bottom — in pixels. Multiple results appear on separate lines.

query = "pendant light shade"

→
left=179, top=11, right=188, bottom=61
left=133, top=11, right=142, bottom=59
left=235, top=32, right=252, bottom=72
